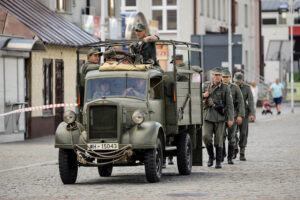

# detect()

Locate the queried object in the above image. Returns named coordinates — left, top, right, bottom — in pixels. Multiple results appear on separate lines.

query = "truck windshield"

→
left=86, top=77, right=146, bottom=101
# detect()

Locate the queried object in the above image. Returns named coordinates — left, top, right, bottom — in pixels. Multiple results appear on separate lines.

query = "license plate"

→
left=87, top=143, right=119, bottom=150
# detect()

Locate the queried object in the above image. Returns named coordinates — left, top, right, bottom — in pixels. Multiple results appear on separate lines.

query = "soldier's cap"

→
left=103, top=48, right=117, bottom=59
left=211, top=67, right=223, bottom=75
left=87, top=48, right=102, bottom=56
left=135, top=23, right=146, bottom=31
left=222, top=69, right=232, bottom=77
left=170, top=54, right=183, bottom=63
left=233, top=72, right=244, bottom=82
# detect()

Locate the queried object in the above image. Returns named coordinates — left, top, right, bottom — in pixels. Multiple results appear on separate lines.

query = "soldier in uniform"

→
left=103, top=48, right=117, bottom=62
left=202, top=67, right=234, bottom=168
left=233, top=72, right=255, bottom=161
left=78, top=48, right=102, bottom=115
left=80, top=48, right=102, bottom=87
left=130, top=23, right=163, bottom=72
left=221, top=69, right=245, bottom=164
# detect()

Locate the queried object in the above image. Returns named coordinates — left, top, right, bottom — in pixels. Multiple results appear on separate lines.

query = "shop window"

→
left=43, top=59, right=53, bottom=116
left=152, top=0, right=177, bottom=32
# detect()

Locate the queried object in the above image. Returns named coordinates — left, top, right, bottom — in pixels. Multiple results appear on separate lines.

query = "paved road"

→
left=0, top=103, right=300, bottom=200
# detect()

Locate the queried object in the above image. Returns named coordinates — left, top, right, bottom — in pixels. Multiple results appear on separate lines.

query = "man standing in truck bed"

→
left=203, top=67, right=234, bottom=169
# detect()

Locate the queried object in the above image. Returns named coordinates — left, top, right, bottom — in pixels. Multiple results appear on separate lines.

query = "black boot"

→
left=215, top=147, right=222, bottom=169
left=221, top=142, right=226, bottom=162
left=206, top=145, right=214, bottom=167
left=227, top=145, right=234, bottom=165
left=240, top=147, right=246, bottom=161
left=233, top=148, right=239, bottom=159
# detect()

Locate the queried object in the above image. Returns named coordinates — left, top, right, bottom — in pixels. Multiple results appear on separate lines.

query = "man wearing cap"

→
left=80, top=48, right=102, bottom=87
left=130, top=23, right=162, bottom=71
left=233, top=72, right=255, bottom=161
left=103, top=48, right=117, bottom=62
left=222, top=69, right=245, bottom=164
left=202, top=67, right=234, bottom=169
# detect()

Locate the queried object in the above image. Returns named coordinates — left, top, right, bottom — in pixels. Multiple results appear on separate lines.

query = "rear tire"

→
left=59, top=149, right=78, bottom=184
left=177, top=133, right=192, bottom=175
left=97, top=162, right=113, bottom=177
left=144, top=137, right=163, bottom=183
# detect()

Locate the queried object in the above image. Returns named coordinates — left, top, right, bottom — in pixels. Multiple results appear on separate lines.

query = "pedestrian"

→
left=268, top=78, right=284, bottom=115
left=233, top=72, right=255, bottom=161
left=202, top=67, right=234, bottom=169
left=130, top=23, right=163, bottom=72
left=222, top=69, right=245, bottom=165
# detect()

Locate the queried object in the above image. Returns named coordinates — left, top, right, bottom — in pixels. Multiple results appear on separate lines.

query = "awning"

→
left=265, top=40, right=293, bottom=61
left=0, top=38, right=46, bottom=52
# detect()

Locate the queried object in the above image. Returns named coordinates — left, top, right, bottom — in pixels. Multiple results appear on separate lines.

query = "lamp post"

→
left=289, top=0, right=295, bottom=113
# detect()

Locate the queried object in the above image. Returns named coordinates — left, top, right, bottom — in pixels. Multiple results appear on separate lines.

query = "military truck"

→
left=55, top=40, right=203, bottom=183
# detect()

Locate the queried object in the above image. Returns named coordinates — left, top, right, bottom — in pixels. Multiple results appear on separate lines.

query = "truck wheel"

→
left=177, top=133, right=192, bottom=175
left=97, top=163, right=113, bottom=177
left=144, top=137, right=163, bottom=183
left=58, top=149, right=78, bottom=184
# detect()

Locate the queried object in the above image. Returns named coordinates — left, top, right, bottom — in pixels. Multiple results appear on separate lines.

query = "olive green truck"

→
left=55, top=40, right=203, bottom=183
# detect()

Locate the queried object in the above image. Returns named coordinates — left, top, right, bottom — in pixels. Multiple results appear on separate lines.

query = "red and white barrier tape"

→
left=0, top=103, right=78, bottom=117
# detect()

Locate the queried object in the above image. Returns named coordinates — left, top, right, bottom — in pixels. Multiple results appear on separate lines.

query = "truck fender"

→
left=55, top=122, right=87, bottom=149
left=121, top=121, right=164, bottom=148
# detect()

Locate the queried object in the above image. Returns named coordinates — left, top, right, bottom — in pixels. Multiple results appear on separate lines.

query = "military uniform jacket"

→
left=239, top=83, right=255, bottom=117
left=131, top=37, right=159, bottom=66
left=203, top=82, right=234, bottom=122
left=229, top=83, right=245, bottom=118
left=80, top=61, right=100, bottom=86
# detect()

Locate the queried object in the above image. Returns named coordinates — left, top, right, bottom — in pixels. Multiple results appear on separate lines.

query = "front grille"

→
left=89, top=105, right=117, bottom=139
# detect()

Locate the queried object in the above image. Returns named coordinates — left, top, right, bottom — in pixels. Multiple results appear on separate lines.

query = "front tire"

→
left=177, top=133, right=192, bottom=175
left=144, top=137, right=163, bottom=183
left=58, top=149, right=78, bottom=184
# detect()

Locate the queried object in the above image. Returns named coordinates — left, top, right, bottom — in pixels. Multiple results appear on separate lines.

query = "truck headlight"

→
left=132, top=110, right=144, bottom=124
left=63, top=110, right=76, bottom=124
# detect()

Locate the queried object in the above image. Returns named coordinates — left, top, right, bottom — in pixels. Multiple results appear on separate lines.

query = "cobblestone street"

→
left=0, top=104, right=300, bottom=200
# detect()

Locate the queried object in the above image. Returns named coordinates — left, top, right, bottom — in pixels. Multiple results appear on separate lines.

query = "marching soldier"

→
left=222, top=69, right=245, bottom=164
left=202, top=67, right=234, bottom=168
left=233, top=72, right=255, bottom=161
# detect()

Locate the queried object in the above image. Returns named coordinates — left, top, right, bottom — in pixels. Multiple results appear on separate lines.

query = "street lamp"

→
left=289, top=0, right=295, bottom=113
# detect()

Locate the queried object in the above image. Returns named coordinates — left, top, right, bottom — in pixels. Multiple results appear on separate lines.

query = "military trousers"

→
left=223, top=120, right=237, bottom=146
left=236, top=116, right=249, bottom=150
left=203, top=120, right=225, bottom=148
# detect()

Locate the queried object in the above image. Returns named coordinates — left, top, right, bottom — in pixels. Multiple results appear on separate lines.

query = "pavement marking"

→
left=0, top=160, right=57, bottom=173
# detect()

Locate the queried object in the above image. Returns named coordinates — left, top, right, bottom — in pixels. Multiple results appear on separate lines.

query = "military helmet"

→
left=233, top=72, right=244, bottom=82
left=211, top=67, right=223, bottom=75
left=222, top=69, right=231, bottom=77
left=135, top=23, right=146, bottom=31
left=87, top=48, right=102, bottom=56
left=103, top=49, right=117, bottom=59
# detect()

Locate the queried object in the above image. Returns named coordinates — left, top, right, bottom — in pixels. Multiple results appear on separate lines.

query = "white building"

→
left=261, top=0, right=300, bottom=83
left=116, top=0, right=262, bottom=82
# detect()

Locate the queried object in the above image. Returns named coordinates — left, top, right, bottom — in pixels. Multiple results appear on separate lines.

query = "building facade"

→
left=0, top=0, right=97, bottom=141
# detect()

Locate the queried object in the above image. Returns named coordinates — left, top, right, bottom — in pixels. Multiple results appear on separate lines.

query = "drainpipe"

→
left=194, top=0, right=198, bottom=35
left=101, top=0, right=107, bottom=41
